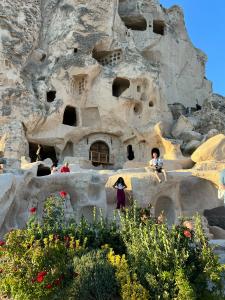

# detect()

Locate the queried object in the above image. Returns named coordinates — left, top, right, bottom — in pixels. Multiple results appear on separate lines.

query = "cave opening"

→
left=153, top=20, right=165, bottom=35
left=112, top=77, right=130, bottom=97
left=127, top=145, right=135, bottom=160
left=46, top=91, right=56, bottom=102
left=29, top=143, right=57, bottom=164
left=63, top=106, right=77, bottom=126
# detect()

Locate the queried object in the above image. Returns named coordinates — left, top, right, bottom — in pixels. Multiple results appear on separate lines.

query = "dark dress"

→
left=116, top=184, right=126, bottom=209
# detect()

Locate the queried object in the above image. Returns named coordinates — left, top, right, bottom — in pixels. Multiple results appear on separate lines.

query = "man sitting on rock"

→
left=149, top=148, right=167, bottom=183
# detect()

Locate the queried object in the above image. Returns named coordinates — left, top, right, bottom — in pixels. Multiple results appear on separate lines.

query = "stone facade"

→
left=0, top=0, right=225, bottom=238
left=0, top=0, right=215, bottom=169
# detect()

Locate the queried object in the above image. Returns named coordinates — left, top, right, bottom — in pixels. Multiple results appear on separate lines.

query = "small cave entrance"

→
left=155, top=196, right=175, bottom=226
left=46, top=91, right=56, bottom=102
left=89, top=141, right=110, bottom=166
left=29, top=143, right=57, bottom=164
left=127, top=145, right=135, bottom=160
left=37, top=164, right=51, bottom=177
left=121, top=16, right=147, bottom=31
left=112, top=77, right=130, bottom=97
left=63, top=106, right=77, bottom=126
left=153, top=20, right=165, bottom=35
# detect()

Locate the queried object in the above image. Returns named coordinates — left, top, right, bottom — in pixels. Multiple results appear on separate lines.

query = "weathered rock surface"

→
left=0, top=167, right=219, bottom=237
left=0, top=0, right=213, bottom=170
left=191, top=134, right=225, bottom=163
left=0, top=0, right=224, bottom=238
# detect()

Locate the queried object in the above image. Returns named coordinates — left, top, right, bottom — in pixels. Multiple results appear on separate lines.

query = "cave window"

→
left=137, top=86, right=141, bottom=92
left=63, top=106, right=77, bottom=126
left=74, top=48, right=78, bottom=53
left=37, top=164, right=51, bottom=177
left=29, top=143, right=58, bottom=164
left=149, top=101, right=154, bottom=107
left=119, top=13, right=147, bottom=31
left=92, top=49, right=122, bottom=67
left=127, top=145, right=135, bottom=161
left=153, top=20, right=165, bottom=35
left=89, top=141, right=110, bottom=166
left=112, top=77, right=130, bottom=97
left=46, top=91, right=56, bottom=103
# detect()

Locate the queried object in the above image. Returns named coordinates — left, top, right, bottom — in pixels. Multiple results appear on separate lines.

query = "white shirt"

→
left=150, top=158, right=163, bottom=167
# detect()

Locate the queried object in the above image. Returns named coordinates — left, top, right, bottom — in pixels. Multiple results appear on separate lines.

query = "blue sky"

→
left=160, top=0, right=225, bottom=96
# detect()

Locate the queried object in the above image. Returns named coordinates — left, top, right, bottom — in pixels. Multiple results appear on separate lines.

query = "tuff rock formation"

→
left=0, top=0, right=224, bottom=238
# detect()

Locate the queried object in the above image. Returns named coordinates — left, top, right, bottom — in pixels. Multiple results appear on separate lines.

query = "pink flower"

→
left=184, top=230, right=192, bottom=238
left=29, top=207, right=37, bottom=214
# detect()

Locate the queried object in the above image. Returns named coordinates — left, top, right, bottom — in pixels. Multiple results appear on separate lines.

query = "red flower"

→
left=29, top=207, right=37, bottom=213
left=37, top=271, right=47, bottom=283
left=0, top=240, right=5, bottom=246
left=37, top=275, right=44, bottom=283
left=45, top=283, right=52, bottom=289
left=60, top=191, right=67, bottom=198
left=31, top=278, right=36, bottom=283
left=0, top=269, right=3, bottom=274
left=184, top=230, right=192, bottom=238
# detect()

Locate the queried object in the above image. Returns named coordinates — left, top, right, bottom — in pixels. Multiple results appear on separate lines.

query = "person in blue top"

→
left=219, top=169, right=225, bottom=203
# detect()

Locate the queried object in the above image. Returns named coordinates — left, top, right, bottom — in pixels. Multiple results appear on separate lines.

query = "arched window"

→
left=89, top=141, right=110, bottom=166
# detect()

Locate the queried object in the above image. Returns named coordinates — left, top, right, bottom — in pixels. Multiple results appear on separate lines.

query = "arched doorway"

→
left=155, top=196, right=175, bottom=226
left=89, top=141, right=110, bottom=166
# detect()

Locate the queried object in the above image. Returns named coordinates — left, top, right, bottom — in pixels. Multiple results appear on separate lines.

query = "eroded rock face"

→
left=0, top=168, right=219, bottom=237
left=0, top=0, right=224, bottom=236
left=0, top=0, right=214, bottom=170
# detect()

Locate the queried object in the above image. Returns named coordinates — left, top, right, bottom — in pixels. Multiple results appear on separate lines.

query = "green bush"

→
left=120, top=208, right=225, bottom=299
left=65, top=250, right=118, bottom=300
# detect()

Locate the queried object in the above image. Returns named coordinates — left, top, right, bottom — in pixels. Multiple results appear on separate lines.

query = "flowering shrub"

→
left=0, top=197, right=225, bottom=300
left=0, top=228, right=85, bottom=300
left=120, top=208, right=225, bottom=299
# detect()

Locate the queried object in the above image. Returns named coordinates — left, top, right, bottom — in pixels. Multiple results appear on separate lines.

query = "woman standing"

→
left=113, top=177, right=127, bottom=209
